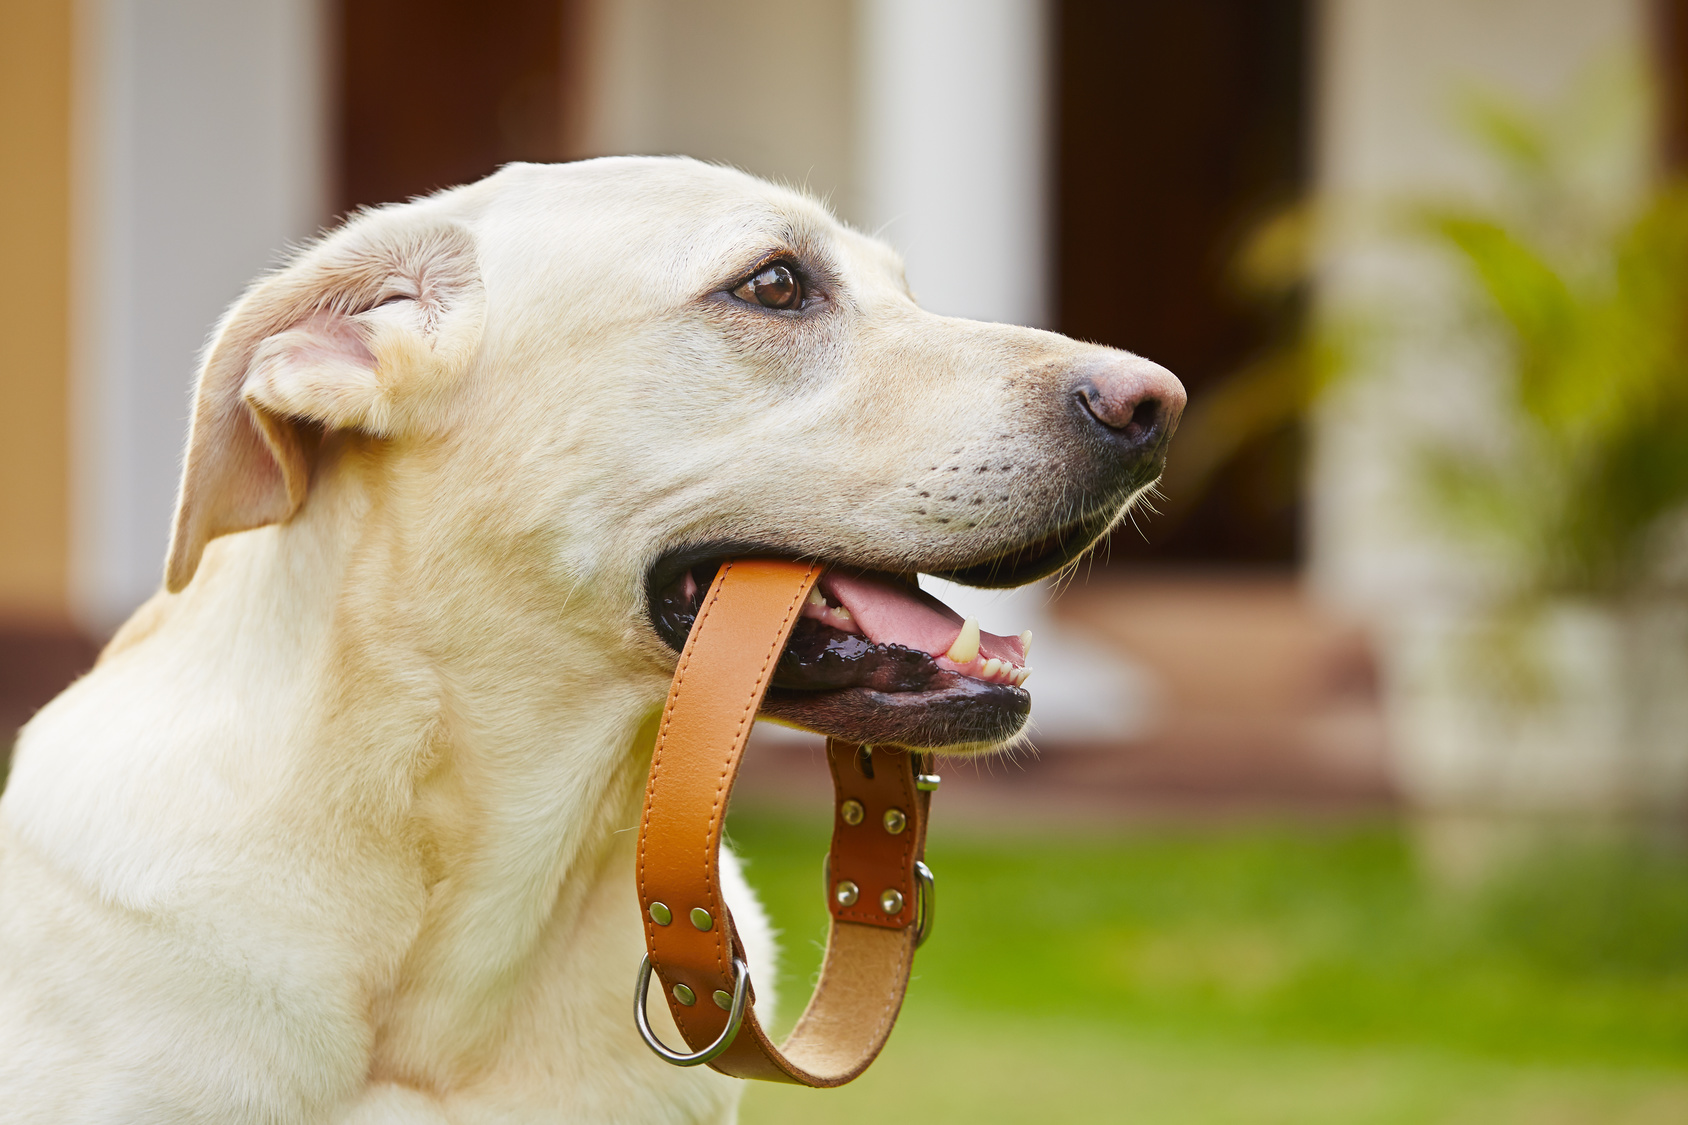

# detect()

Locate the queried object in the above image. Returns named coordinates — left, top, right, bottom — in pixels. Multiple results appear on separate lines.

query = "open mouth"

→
left=649, top=561, right=1038, bottom=751
left=644, top=501, right=1127, bottom=750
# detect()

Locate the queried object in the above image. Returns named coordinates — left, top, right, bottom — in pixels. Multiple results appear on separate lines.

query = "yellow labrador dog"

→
left=0, top=157, right=1181, bottom=1122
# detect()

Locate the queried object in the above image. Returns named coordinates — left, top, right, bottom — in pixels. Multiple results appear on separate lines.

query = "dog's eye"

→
left=734, top=263, right=803, bottom=310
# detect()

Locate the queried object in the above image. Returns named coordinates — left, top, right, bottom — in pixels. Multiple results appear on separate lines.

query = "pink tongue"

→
left=819, top=571, right=1025, bottom=664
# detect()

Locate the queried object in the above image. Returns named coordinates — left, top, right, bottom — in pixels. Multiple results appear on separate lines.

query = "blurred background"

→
left=4, top=1, right=1688, bottom=1121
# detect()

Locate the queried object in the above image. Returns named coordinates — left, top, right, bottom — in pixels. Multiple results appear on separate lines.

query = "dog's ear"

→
left=164, top=214, right=483, bottom=593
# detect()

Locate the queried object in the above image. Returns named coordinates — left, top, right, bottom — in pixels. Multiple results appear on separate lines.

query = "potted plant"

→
left=1170, top=75, right=1688, bottom=817
left=1380, top=91, right=1688, bottom=816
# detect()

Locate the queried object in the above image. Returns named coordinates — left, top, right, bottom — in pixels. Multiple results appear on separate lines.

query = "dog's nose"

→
left=1071, top=353, right=1186, bottom=464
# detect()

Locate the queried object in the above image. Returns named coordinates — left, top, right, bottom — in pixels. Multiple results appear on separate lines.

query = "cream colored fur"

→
left=0, top=157, right=1148, bottom=1122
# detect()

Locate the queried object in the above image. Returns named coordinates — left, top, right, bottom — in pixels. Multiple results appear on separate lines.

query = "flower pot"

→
left=1382, top=599, right=1688, bottom=815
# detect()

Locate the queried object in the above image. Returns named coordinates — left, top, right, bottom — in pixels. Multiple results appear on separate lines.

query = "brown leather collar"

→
left=634, top=558, right=935, bottom=1085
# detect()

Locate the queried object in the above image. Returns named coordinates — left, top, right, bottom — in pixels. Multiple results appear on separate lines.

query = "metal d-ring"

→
left=634, top=954, right=750, bottom=1067
left=914, top=861, right=936, bottom=948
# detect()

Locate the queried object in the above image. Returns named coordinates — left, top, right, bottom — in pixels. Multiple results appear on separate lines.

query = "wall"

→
left=0, top=0, right=75, bottom=624
left=578, top=0, right=860, bottom=219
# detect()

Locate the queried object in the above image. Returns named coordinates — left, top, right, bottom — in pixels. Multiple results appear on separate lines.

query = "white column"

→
left=857, top=0, right=1049, bottom=327
left=858, top=0, right=1154, bottom=742
left=72, top=0, right=328, bottom=631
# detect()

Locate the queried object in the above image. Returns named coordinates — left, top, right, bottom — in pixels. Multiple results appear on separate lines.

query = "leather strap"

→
left=636, top=558, right=932, bottom=1085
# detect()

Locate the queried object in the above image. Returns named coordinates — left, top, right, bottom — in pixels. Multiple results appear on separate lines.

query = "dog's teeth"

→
left=1015, top=667, right=1031, bottom=686
left=835, top=606, right=852, bottom=621
left=807, top=588, right=826, bottom=607
left=945, top=618, right=981, bottom=665
left=982, top=658, right=1002, bottom=679
left=1020, top=630, right=1033, bottom=657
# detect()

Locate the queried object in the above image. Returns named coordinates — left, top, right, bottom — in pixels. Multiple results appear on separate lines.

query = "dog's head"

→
left=165, top=157, right=1182, bottom=754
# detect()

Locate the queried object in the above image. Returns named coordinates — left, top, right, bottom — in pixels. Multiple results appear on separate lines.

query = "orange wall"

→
left=0, top=0, right=73, bottom=622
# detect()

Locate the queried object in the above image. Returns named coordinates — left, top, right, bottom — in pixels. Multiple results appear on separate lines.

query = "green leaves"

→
left=1414, top=129, right=1688, bottom=596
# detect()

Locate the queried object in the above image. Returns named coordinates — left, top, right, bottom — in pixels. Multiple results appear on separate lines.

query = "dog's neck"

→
left=93, top=447, right=670, bottom=1084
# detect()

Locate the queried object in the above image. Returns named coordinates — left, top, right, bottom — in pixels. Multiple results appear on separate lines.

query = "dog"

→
left=0, top=157, right=1182, bottom=1122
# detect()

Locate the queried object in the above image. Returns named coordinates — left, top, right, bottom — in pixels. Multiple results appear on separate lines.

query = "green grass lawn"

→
left=726, top=808, right=1688, bottom=1124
